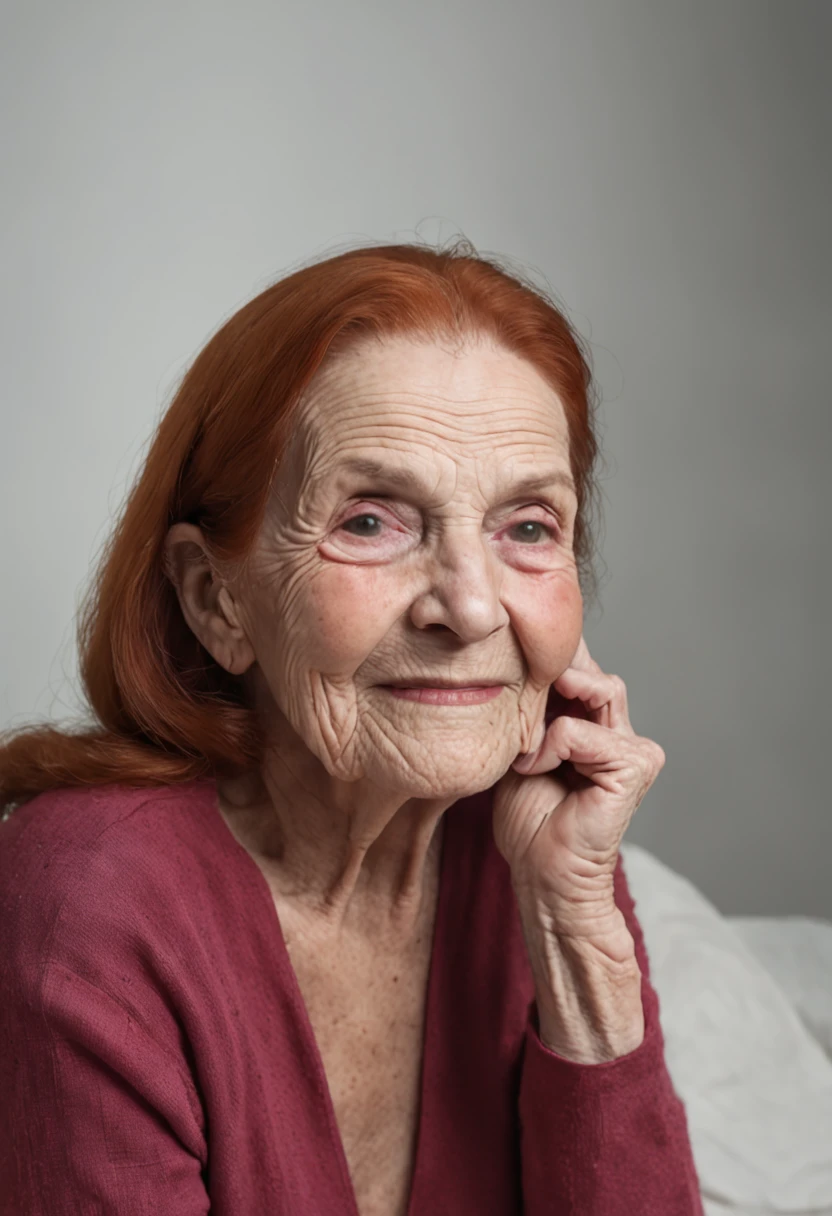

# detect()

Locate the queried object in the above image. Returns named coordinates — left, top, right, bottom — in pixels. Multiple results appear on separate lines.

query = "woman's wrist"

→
left=518, top=901, right=645, bottom=1063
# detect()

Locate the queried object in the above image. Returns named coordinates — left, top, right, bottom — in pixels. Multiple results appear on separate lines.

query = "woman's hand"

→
left=492, top=636, right=664, bottom=1059
left=493, top=635, right=666, bottom=952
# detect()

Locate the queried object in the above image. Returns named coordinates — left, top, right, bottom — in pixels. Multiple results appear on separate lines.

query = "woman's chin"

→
left=371, top=749, right=517, bottom=802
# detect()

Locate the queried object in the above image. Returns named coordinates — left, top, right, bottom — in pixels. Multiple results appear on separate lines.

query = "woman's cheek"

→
left=508, top=572, right=583, bottom=683
left=304, top=565, right=398, bottom=668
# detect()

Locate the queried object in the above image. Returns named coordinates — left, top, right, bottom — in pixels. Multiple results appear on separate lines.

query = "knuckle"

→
left=637, top=757, right=654, bottom=785
left=636, top=735, right=665, bottom=768
left=628, top=742, right=663, bottom=795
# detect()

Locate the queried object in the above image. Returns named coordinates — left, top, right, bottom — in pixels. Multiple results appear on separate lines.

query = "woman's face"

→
left=230, top=334, right=584, bottom=800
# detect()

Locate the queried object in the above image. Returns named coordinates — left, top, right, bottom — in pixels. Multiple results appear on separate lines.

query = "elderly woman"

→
left=0, top=240, right=704, bottom=1215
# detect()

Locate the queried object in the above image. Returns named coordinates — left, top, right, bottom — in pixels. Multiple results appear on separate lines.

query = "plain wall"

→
left=2, top=0, right=829, bottom=917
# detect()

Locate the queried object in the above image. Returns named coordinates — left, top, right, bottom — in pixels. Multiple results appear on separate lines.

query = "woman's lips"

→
left=381, top=685, right=504, bottom=704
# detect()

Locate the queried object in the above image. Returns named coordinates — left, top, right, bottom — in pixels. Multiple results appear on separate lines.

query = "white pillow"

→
left=728, top=916, right=832, bottom=1063
left=619, top=842, right=832, bottom=1214
left=700, top=1197, right=828, bottom=1216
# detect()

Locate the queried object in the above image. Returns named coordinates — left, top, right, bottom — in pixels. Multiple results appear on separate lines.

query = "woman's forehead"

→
left=275, top=337, right=573, bottom=507
left=309, top=333, right=560, bottom=405
left=295, top=339, right=569, bottom=452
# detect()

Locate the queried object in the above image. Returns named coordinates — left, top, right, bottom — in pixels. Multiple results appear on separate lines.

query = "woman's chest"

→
left=284, top=929, right=435, bottom=1216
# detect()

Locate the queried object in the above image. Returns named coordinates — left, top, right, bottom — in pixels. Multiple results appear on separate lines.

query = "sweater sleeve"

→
left=517, top=852, right=705, bottom=1216
left=0, top=797, right=212, bottom=1216
left=0, top=957, right=211, bottom=1216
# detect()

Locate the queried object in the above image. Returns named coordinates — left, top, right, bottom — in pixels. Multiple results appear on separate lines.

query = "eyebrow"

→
left=337, top=456, right=577, bottom=500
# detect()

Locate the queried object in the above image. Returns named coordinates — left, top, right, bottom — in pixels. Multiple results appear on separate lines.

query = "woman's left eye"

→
left=337, top=511, right=559, bottom=543
left=510, top=519, right=559, bottom=543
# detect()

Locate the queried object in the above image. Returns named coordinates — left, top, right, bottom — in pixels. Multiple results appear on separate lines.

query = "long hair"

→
left=0, top=236, right=606, bottom=817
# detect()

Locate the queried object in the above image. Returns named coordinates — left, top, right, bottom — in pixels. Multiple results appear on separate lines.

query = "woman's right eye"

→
left=339, top=513, right=385, bottom=537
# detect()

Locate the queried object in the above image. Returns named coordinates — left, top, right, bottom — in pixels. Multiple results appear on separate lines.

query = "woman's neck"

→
left=216, top=765, right=449, bottom=938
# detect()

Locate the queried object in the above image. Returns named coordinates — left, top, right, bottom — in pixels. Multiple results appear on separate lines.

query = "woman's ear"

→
left=163, top=523, right=256, bottom=676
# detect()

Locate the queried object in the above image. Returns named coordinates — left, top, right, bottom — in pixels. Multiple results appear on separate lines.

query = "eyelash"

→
left=338, top=508, right=561, bottom=544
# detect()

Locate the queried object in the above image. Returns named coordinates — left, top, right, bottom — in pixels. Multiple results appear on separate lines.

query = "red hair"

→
left=0, top=237, right=605, bottom=816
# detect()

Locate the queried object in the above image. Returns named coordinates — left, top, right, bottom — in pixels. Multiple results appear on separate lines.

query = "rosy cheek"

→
left=306, top=567, right=395, bottom=666
left=551, top=577, right=584, bottom=636
left=555, top=586, right=584, bottom=670
left=510, top=574, right=583, bottom=680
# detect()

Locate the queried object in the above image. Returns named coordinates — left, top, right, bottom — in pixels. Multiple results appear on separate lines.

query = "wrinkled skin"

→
left=164, top=334, right=583, bottom=934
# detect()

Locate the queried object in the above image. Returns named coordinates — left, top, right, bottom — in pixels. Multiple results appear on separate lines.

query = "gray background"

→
left=2, top=0, right=829, bottom=918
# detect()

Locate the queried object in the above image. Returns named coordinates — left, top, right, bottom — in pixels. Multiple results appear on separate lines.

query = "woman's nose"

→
left=407, top=534, right=508, bottom=642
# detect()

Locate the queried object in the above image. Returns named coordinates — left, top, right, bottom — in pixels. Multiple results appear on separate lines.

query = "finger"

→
left=553, top=667, right=635, bottom=735
left=514, top=717, right=663, bottom=803
left=569, top=634, right=605, bottom=676
left=558, top=719, right=665, bottom=808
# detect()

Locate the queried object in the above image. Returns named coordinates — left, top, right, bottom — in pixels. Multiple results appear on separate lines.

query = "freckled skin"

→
left=164, top=334, right=583, bottom=928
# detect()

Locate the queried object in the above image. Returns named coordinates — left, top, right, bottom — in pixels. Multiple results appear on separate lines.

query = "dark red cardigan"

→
left=0, top=778, right=704, bottom=1214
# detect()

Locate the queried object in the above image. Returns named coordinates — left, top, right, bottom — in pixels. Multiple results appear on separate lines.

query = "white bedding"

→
left=619, top=843, right=832, bottom=1216
left=727, top=916, right=832, bottom=1063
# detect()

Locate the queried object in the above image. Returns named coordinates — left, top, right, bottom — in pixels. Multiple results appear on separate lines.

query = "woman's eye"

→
left=510, top=519, right=559, bottom=543
left=340, top=513, right=385, bottom=536
left=338, top=514, right=559, bottom=543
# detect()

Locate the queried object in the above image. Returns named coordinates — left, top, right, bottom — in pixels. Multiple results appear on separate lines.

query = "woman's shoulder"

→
left=0, top=783, right=224, bottom=1154
left=0, top=779, right=226, bottom=967
left=0, top=776, right=221, bottom=876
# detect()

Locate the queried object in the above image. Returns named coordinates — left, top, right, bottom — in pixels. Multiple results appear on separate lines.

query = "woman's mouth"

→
left=380, top=685, right=504, bottom=705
